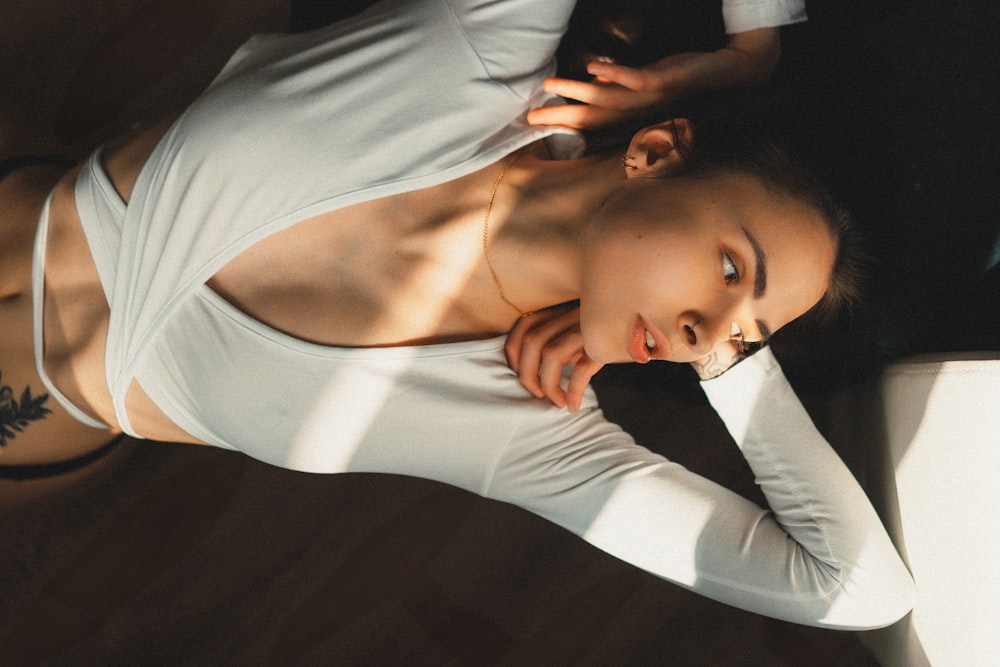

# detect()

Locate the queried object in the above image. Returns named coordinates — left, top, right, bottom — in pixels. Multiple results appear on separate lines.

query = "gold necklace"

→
left=482, top=155, right=534, bottom=318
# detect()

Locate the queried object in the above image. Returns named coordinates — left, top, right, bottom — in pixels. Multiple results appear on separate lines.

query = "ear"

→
left=623, top=118, right=695, bottom=179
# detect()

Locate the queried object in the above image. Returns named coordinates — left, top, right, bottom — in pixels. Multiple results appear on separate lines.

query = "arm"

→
left=693, top=347, right=914, bottom=626
left=502, top=307, right=914, bottom=628
left=446, top=0, right=579, bottom=91
left=527, top=0, right=804, bottom=130
left=528, top=28, right=781, bottom=130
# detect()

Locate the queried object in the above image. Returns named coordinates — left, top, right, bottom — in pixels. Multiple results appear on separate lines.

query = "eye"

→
left=722, top=252, right=740, bottom=285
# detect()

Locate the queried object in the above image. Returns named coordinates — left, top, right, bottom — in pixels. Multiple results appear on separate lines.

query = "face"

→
left=579, top=171, right=836, bottom=365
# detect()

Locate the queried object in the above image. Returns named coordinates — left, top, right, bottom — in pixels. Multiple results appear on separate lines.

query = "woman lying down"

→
left=0, top=0, right=913, bottom=629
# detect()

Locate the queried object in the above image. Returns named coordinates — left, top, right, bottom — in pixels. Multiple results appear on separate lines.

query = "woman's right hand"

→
left=505, top=302, right=604, bottom=412
left=505, top=301, right=753, bottom=403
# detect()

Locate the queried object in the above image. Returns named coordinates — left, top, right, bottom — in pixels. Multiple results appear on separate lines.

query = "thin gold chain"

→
left=482, top=154, right=533, bottom=318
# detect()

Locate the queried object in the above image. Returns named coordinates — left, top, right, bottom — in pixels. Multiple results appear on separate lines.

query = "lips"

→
left=629, top=315, right=669, bottom=364
left=628, top=317, right=649, bottom=363
left=627, top=316, right=650, bottom=363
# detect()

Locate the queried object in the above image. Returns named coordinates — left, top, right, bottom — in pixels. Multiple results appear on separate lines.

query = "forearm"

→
left=655, top=27, right=781, bottom=102
left=700, top=348, right=915, bottom=627
left=486, top=356, right=913, bottom=627
left=718, top=28, right=781, bottom=86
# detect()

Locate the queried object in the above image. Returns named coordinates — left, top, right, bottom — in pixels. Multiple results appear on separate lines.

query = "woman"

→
left=1, top=0, right=913, bottom=629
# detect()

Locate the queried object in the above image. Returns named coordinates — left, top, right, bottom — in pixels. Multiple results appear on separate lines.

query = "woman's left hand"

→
left=505, top=302, right=604, bottom=412
left=526, top=28, right=781, bottom=131
left=689, top=339, right=756, bottom=381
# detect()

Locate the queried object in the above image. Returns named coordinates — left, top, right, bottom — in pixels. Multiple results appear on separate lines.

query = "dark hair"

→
left=671, top=112, right=864, bottom=325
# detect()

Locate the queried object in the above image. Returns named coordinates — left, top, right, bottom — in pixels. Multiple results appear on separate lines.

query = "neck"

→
left=478, top=151, right=623, bottom=318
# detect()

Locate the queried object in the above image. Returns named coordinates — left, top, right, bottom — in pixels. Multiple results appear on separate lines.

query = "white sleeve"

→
left=722, top=0, right=807, bottom=34
left=486, top=347, right=914, bottom=629
left=444, top=0, right=577, bottom=91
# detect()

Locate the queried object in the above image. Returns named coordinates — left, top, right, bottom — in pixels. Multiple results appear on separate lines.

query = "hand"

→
left=527, top=28, right=781, bottom=131
left=505, top=302, right=604, bottom=412
left=689, top=339, right=757, bottom=381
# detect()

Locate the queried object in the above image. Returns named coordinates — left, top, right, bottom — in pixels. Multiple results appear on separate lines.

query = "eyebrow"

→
left=741, top=226, right=767, bottom=299
left=755, top=319, right=772, bottom=341
left=741, top=226, right=771, bottom=342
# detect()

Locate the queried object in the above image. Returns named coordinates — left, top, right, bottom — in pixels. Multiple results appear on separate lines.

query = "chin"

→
left=581, top=333, right=625, bottom=365
left=580, top=306, right=627, bottom=365
left=580, top=331, right=608, bottom=365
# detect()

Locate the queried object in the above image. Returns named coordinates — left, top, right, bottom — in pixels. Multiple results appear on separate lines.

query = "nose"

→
left=677, top=311, right=713, bottom=355
left=679, top=300, right=758, bottom=356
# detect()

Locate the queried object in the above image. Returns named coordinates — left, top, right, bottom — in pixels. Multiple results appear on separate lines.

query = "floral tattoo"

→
left=0, top=371, right=52, bottom=446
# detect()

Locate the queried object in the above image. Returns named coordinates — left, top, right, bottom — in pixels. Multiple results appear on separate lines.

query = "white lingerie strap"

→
left=32, top=193, right=110, bottom=430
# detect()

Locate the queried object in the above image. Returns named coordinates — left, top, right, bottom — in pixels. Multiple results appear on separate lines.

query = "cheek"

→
left=586, top=233, right=713, bottom=311
left=581, top=235, right=641, bottom=300
left=639, top=249, right=716, bottom=311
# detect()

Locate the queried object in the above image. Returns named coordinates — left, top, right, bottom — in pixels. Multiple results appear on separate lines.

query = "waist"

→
left=33, top=169, right=117, bottom=431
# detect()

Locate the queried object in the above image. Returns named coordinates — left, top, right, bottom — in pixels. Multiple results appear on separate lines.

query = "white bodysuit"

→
left=34, top=0, right=914, bottom=629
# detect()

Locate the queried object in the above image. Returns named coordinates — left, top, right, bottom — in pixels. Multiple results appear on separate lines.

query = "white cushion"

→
left=866, top=353, right=1000, bottom=666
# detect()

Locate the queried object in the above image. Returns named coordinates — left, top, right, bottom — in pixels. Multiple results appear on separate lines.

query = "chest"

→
left=205, top=173, right=500, bottom=347
left=100, top=120, right=530, bottom=347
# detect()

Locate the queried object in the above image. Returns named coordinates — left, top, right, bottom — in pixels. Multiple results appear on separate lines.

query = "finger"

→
left=527, top=103, right=634, bottom=130
left=536, top=339, right=586, bottom=408
left=565, top=356, right=604, bottom=412
left=516, top=316, right=583, bottom=399
left=505, top=310, right=547, bottom=373
left=541, top=77, right=647, bottom=110
left=538, top=354, right=571, bottom=408
left=505, top=305, right=579, bottom=396
left=505, top=303, right=578, bottom=371
left=541, top=77, right=611, bottom=105
left=585, top=62, right=658, bottom=92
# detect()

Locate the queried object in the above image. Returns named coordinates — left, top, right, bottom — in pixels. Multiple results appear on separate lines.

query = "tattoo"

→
left=0, top=371, right=52, bottom=447
left=690, top=349, right=745, bottom=381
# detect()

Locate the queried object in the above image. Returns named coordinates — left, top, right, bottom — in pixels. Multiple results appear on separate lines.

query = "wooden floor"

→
left=0, top=444, right=873, bottom=665
left=0, top=377, right=879, bottom=665
left=5, top=0, right=993, bottom=663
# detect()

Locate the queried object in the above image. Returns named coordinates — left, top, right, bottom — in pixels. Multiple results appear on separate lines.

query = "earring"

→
left=622, top=155, right=638, bottom=170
